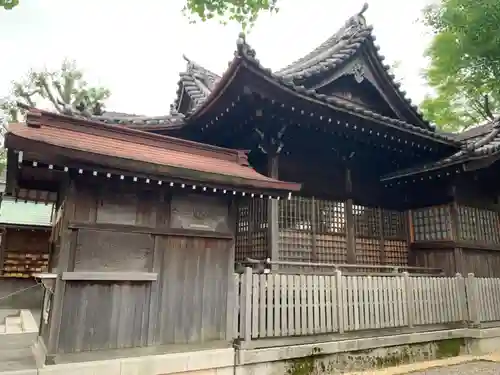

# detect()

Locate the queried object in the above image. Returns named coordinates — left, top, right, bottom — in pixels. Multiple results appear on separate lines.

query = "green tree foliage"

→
left=1, top=59, right=110, bottom=122
left=0, top=60, right=110, bottom=173
left=3, top=0, right=278, bottom=28
left=183, top=0, right=278, bottom=27
left=421, top=0, right=500, bottom=132
left=0, top=0, right=18, bottom=10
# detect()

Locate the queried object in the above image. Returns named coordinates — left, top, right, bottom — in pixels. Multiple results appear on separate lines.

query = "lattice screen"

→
left=235, top=199, right=268, bottom=262
left=236, top=195, right=410, bottom=268
left=278, top=197, right=347, bottom=264
left=458, top=206, right=500, bottom=244
left=353, top=205, right=381, bottom=264
left=411, top=205, right=451, bottom=241
left=382, top=210, right=408, bottom=266
left=315, top=199, right=347, bottom=263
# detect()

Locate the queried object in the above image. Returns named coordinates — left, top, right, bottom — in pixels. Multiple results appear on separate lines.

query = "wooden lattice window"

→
left=353, top=205, right=381, bottom=264
left=382, top=210, right=407, bottom=239
left=458, top=206, right=500, bottom=244
left=279, top=196, right=314, bottom=263
left=315, top=199, right=347, bottom=264
left=412, top=206, right=451, bottom=241
left=353, top=205, right=380, bottom=238
left=235, top=199, right=268, bottom=262
left=384, top=240, right=408, bottom=266
left=278, top=197, right=347, bottom=264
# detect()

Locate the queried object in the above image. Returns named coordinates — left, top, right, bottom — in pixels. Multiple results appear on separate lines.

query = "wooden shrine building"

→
left=3, top=108, right=299, bottom=361
left=96, top=4, right=500, bottom=278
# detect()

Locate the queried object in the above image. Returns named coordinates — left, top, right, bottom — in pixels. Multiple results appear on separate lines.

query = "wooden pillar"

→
left=45, top=182, right=77, bottom=364
left=345, top=168, right=356, bottom=264
left=449, top=186, right=464, bottom=275
left=267, top=153, right=279, bottom=269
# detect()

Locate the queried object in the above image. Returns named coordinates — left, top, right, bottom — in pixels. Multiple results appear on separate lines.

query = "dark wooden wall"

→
left=409, top=200, right=500, bottom=277
left=44, top=180, right=235, bottom=357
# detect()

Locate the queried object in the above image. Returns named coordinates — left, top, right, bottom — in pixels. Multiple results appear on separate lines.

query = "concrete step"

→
left=0, top=333, right=37, bottom=350
left=5, top=316, right=23, bottom=334
left=5, top=316, right=22, bottom=326
left=0, top=325, right=5, bottom=334
left=0, top=348, right=37, bottom=372
left=20, top=310, right=38, bottom=333
left=5, top=325, right=22, bottom=334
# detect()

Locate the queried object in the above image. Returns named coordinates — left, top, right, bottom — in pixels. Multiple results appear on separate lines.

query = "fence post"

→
left=465, top=273, right=480, bottom=327
left=240, top=267, right=253, bottom=342
left=455, top=273, right=467, bottom=325
left=335, top=269, right=345, bottom=334
left=403, top=272, right=414, bottom=328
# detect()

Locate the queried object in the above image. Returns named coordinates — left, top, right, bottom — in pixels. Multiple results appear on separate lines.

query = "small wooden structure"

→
left=97, top=4, right=500, bottom=277
left=0, top=197, right=53, bottom=278
left=0, top=196, right=53, bottom=308
left=4, top=108, right=299, bottom=362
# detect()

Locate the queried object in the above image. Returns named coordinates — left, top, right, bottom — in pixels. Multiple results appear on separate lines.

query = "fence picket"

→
left=287, top=274, right=294, bottom=336
left=274, top=274, right=281, bottom=336
left=373, top=277, right=381, bottom=329
left=266, top=273, right=274, bottom=336
left=281, top=275, right=288, bottom=336
left=300, top=275, right=307, bottom=335
left=319, top=275, right=326, bottom=333
left=325, top=275, right=332, bottom=332
left=251, top=274, right=259, bottom=338
left=293, top=275, right=300, bottom=335
left=259, top=274, right=266, bottom=337
left=313, top=275, right=320, bottom=333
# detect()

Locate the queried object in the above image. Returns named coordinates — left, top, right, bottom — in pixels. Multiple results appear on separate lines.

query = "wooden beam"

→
left=61, top=272, right=157, bottom=281
left=68, top=221, right=233, bottom=240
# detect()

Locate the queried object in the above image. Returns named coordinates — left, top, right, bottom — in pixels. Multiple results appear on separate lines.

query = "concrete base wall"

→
left=0, top=279, right=43, bottom=310
left=29, top=327, right=500, bottom=375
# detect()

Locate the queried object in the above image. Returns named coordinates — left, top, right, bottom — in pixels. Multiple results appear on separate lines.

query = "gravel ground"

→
left=408, top=361, right=500, bottom=374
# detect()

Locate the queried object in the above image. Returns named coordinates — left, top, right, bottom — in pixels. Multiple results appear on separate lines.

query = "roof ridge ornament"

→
left=344, top=3, right=368, bottom=33
left=236, top=32, right=257, bottom=60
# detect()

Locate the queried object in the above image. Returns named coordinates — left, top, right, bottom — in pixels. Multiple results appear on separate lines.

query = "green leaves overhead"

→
left=420, top=0, right=500, bottom=132
left=183, top=0, right=278, bottom=28
left=1, top=0, right=19, bottom=10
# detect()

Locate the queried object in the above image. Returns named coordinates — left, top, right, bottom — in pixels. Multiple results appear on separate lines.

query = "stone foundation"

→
left=25, top=327, right=500, bottom=375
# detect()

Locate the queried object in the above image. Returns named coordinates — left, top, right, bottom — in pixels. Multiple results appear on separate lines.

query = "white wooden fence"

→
left=236, top=269, right=500, bottom=341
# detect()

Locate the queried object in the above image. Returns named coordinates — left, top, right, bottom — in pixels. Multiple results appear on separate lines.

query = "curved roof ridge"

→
left=277, top=3, right=369, bottom=76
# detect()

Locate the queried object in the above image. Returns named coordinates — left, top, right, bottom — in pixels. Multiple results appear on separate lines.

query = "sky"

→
left=0, top=0, right=434, bottom=116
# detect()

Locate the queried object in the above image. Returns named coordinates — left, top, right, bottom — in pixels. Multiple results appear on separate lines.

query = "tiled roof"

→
left=381, top=119, right=500, bottom=181
left=0, top=196, right=53, bottom=228
left=6, top=110, right=301, bottom=193
left=173, top=56, right=221, bottom=113
left=274, top=3, right=430, bottom=129
left=182, top=32, right=458, bottom=146
left=277, top=4, right=372, bottom=79
left=95, top=111, right=185, bottom=129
